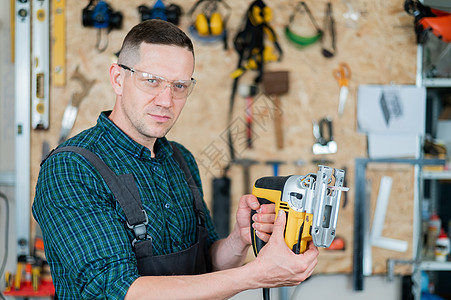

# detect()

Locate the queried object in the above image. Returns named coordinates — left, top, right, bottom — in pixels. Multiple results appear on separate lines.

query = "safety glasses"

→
left=118, top=64, right=196, bottom=99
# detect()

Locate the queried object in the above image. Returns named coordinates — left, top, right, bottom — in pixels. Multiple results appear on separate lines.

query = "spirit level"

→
left=14, top=0, right=31, bottom=256
left=51, top=0, right=66, bottom=86
left=31, top=0, right=50, bottom=129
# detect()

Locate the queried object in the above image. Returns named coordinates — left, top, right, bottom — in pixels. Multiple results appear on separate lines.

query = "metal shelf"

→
left=420, top=261, right=451, bottom=271
left=423, top=78, right=451, bottom=88
left=422, top=171, right=451, bottom=180
left=414, top=29, right=451, bottom=299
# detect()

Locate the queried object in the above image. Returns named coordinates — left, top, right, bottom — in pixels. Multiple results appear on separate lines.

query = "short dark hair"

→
left=118, top=19, right=194, bottom=66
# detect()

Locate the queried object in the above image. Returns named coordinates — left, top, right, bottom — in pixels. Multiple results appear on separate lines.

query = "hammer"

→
left=263, top=71, right=290, bottom=150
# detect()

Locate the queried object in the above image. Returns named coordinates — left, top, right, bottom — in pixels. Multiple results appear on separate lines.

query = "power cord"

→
left=0, top=191, right=9, bottom=300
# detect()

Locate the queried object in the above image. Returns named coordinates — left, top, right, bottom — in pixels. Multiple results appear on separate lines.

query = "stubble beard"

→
left=121, top=100, right=173, bottom=143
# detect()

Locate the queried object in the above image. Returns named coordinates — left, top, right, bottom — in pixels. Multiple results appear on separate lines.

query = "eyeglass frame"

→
left=118, top=64, right=197, bottom=99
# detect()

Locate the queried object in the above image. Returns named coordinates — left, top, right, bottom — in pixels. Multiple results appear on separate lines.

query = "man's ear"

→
left=110, top=63, right=124, bottom=95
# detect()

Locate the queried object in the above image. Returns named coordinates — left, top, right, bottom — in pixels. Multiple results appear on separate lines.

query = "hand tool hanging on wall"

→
left=263, top=71, right=289, bottom=150
left=333, top=62, right=351, bottom=116
left=312, top=117, right=337, bottom=155
left=226, top=0, right=283, bottom=169
left=58, top=66, right=96, bottom=144
left=250, top=166, right=349, bottom=300
left=31, top=0, right=50, bottom=130
left=15, top=0, right=32, bottom=256
left=321, top=2, right=336, bottom=58
left=238, top=84, right=259, bottom=148
left=284, top=1, right=323, bottom=48
left=51, top=0, right=66, bottom=86
left=187, top=0, right=231, bottom=49
left=82, top=0, right=123, bottom=52
left=138, top=0, right=182, bottom=25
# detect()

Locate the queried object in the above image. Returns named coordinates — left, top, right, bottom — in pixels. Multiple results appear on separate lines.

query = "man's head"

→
left=118, top=19, right=194, bottom=67
left=109, top=20, right=196, bottom=153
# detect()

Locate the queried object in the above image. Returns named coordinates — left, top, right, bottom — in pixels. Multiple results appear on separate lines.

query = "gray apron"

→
left=45, top=144, right=211, bottom=276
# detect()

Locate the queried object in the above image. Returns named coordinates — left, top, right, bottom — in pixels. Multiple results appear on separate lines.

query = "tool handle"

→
left=250, top=197, right=273, bottom=257
left=245, top=96, right=253, bottom=148
left=273, top=96, right=284, bottom=149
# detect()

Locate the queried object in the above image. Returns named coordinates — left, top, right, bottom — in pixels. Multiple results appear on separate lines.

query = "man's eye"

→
left=144, top=78, right=160, bottom=86
left=173, top=82, right=188, bottom=90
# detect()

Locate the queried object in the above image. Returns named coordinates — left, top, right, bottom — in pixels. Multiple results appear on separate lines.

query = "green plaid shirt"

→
left=32, top=111, right=219, bottom=299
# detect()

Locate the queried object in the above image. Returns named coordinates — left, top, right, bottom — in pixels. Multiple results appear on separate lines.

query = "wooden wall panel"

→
left=365, top=163, right=416, bottom=275
left=30, top=0, right=418, bottom=275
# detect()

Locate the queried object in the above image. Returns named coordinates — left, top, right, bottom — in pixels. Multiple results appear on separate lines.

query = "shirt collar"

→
left=98, top=111, right=173, bottom=161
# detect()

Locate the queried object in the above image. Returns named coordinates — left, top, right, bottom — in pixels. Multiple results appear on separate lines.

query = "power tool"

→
left=250, top=165, right=349, bottom=299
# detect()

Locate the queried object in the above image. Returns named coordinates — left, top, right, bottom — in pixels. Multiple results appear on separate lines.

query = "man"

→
left=33, top=20, right=318, bottom=299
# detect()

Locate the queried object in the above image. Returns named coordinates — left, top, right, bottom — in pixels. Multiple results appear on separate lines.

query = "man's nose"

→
left=154, top=84, right=173, bottom=107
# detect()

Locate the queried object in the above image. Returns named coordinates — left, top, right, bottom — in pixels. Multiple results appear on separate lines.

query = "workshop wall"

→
left=29, top=0, right=417, bottom=275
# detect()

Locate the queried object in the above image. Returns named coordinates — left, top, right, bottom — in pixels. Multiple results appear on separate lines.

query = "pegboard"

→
left=28, top=0, right=418, bottom=275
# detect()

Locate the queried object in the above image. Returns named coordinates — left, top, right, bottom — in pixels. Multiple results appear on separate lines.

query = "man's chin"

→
left=148, top=126, right=172, bottom=139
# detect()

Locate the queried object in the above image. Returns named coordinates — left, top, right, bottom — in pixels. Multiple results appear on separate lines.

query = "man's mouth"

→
left=149, top=113, right=171, bottom=122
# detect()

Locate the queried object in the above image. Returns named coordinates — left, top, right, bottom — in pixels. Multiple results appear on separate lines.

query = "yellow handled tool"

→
left=250, top=165, right=349, bottom=256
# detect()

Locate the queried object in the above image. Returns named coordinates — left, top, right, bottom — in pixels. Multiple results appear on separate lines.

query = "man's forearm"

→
left=125, top=212, right=320, bottom=300
left=209, top=224, right=250, bottom=271
left=125, top=263, right=258, bottom=300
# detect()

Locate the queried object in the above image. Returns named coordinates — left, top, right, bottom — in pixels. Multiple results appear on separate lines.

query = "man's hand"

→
left=235, top=194, right=276, bottom=246
left=209, top=194, right=276, bottom=271
left=251, top=210, right=319, bottom=287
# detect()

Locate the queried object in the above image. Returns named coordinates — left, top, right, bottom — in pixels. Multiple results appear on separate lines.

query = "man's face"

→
left=110, top=43, right=194, bottom=148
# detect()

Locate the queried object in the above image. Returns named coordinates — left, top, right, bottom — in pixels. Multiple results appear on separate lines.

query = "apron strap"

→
left=170, top=142, right=206, bottom=227
left=42, top=146, right=149, bottom=243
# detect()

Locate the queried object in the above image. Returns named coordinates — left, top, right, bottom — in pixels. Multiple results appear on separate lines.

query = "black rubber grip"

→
left=250, top=197, right=273, bottom=257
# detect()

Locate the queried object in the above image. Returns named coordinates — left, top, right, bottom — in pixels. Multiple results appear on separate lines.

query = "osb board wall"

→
left=365, top=163, right=416, bottom=275
left=29, top=0, right=418, bottom=274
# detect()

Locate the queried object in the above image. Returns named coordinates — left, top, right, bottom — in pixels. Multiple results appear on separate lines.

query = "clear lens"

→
left=119, top=64, right=195, bottom=99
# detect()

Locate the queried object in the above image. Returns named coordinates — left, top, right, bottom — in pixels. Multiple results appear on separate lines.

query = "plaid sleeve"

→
left=32, top=152, right=139, bottom=299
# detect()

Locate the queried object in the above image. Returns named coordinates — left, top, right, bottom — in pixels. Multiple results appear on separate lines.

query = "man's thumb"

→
left=273, top=210, right=287, bottom=235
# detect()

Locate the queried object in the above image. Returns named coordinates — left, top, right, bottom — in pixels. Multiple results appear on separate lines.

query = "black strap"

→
left=170, top=143, right=206, bottom=226
left=42, top=143, right=206, bottom=230
left=45, top=146, right=147, bottom=228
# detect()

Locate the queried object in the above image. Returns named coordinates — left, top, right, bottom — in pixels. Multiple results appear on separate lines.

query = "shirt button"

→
left=164, top=203, right=171, bottom=209
left=153, top=166, right=159, bottom=172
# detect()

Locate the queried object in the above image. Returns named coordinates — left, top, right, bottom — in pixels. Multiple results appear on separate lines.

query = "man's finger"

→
left=252, top=212, right=276, bottom=224
left=257, top=203, right=275, bottom=214
left=301, top=242, right=319, bottom=260
left=272, top=210, right=287, bottom=237
left=240, top=194, right=259, bottom=210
